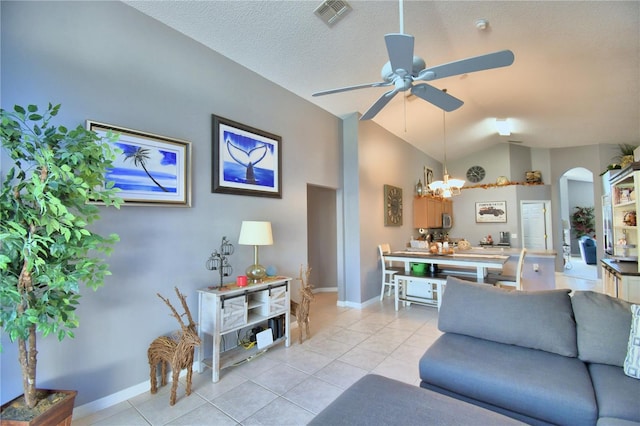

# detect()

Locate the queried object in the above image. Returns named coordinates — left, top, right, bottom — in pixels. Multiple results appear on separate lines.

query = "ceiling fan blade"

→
left=360, top=89, right=399, bottom=120
left=416, top=50, right=515, bottom=81
left=411, top=83, right=464, bottom=112
left=312, top=81, right=391, bottom=97
left=385, top=33, right=414, bottom=77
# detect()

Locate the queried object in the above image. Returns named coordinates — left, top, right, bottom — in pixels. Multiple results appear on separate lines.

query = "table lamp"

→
left=238, top=220, right=273, bottom=283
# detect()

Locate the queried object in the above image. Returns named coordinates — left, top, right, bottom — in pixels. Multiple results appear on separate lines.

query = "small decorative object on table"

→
left=148, top=288, right=201, bottom=406
left=206, top=236, right=235, bottom=288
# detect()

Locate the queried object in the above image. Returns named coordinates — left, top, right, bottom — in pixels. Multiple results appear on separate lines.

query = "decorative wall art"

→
left=423, top=166, right=434, bottom=195
left=87, top=121, right=191, bottom=207
left=212, top=115, right=282, bottom=198
left=384, top=184, right=403, bottom=226
left=476, top=201, right=507, bottom=223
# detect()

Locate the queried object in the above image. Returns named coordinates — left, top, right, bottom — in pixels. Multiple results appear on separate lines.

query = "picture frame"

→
left=212, top=115, right=282, bottom=198
left=476, top=201, right=507, bottom=223
left=87, top=121, right=191, bottom=207
left=424, top=166, right=434, bottom=194
left=384, top=184, right=403, bottom=226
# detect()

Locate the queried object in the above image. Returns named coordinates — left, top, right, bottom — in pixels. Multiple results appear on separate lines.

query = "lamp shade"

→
left=238, top=221, right=273, bottom=246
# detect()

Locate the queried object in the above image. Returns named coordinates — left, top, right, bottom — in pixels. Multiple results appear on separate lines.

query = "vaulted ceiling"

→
left=124, top=1, right=640, bottom=161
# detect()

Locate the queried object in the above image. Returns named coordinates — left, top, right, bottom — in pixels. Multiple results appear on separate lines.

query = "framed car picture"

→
left=476, top=201, right=507, bottom=223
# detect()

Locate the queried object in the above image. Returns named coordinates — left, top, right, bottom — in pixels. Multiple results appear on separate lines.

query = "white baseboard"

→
left=312, top=287, right=337, bottom=293
left=337, top=294, right=379, bottom=309
left=72, top=380, right=149, bottom=420
left=72, top=367, right=194, bottom=420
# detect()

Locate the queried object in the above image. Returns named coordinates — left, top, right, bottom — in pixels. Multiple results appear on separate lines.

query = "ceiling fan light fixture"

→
left=429, top=108, right=464, bottom=198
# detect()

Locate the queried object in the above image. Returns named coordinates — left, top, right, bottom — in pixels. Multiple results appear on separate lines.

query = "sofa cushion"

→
left=571, top=291, right=632, bottom=366
left=589, top=363, right=640, bottom=423
left=420, top=333, right=597, bottom=425
left=438, top=276, right=577, bottom=356
left=624, top=304, right=640, bottom=378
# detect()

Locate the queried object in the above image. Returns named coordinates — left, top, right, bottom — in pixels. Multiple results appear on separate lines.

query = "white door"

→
left=521, top=201, right=552, bottom=250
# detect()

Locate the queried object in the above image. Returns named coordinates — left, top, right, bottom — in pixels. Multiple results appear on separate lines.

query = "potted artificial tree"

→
left=0, top=104, right=122, bottom=424
left=571, top=206, right=595, bottom=239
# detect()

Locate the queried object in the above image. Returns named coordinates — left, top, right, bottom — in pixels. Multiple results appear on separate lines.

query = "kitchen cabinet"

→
left=413, top=197, right=452, bottom=229
left=601, top=260, right=640, bottom=303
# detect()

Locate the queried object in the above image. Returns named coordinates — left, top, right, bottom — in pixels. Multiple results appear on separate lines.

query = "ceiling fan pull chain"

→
left=404, top=94, right=407, bottom=132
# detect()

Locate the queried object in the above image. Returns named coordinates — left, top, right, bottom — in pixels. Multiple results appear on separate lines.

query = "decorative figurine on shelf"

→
left=206, top=237, right=235, bottom=287
left=487, top=235, right=493, bottom=245
left=624, top=211, right=637, bottom=227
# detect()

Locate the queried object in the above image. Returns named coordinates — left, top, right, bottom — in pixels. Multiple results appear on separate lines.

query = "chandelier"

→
left=428, top=108, right=465, bottom=197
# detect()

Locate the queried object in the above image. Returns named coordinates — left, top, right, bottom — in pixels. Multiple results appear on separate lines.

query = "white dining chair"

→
left=378, top=244, right=403, bottom=302
left=496, top=248, right=526, bottom=290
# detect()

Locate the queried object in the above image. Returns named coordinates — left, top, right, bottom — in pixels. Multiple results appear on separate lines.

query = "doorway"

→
left=521, top=200, right=553, bottom=250
left=559, top=167, right=597, bottom=280
left=306, top=184, right=338, bottom=291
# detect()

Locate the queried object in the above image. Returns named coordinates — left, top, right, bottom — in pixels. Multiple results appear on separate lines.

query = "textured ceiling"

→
left=123, top=1, right=640, bottom=161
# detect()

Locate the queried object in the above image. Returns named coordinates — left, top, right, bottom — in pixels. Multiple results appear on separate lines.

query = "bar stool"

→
left=378, top=244, right=403, bottom=304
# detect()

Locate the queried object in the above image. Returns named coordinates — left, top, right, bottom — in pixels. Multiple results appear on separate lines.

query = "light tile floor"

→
left=73, top=272, right=600, bottom=426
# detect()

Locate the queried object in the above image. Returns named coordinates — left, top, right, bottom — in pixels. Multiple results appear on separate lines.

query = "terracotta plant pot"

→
left=0, top=390, right=76, bottom=426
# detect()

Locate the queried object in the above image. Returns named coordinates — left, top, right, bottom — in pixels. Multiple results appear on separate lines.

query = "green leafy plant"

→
left=571, top=206, right=595, bottom=239
left=0, top=104, right=122, bottom=409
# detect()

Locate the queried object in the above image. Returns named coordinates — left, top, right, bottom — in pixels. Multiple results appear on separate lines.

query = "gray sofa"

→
left=420, top=276, right=640, bottom=426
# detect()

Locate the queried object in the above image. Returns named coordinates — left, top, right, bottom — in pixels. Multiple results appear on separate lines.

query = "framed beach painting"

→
left=87, top=121, right=191, bottom=206
left=212, top=115, right=282, bottom=198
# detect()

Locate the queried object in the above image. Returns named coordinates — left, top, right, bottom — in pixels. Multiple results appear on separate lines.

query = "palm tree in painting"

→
left=123, top=146, right=168, bottom=192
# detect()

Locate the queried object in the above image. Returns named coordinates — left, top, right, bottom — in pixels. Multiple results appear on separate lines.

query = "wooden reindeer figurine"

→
left=148, top=287, right=201, bottom=406
left=291, top=265, right=315, bottom=343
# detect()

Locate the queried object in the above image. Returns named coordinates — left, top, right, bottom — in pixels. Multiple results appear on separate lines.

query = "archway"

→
left=559, top=167, right=597, bottom=279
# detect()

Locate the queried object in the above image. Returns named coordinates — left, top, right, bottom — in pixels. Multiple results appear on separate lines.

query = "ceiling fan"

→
left=312, top=1, right=515, bottom=120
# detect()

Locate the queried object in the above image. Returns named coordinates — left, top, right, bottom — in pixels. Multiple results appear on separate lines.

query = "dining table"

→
left=384, top=250, right=509, bottom=283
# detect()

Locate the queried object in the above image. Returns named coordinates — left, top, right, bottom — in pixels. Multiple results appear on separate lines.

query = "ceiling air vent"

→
left=314, top=0, right=352, bottom=27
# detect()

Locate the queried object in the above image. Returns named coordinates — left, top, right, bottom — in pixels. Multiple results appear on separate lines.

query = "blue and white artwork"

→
left=222, top=130, right=275, bottom=188
left=109, top=143, right=178, bottom=193
left=214, top=119, right=281, bottom=197
left=88, top=121, right=191, bottom=206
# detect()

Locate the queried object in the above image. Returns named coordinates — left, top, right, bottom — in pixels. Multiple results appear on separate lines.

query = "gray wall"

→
left=1, top=1, right=343, bottom=406
left=355, top=119, right=441, bottom=305
left=0, top=0, right=627, bottom=411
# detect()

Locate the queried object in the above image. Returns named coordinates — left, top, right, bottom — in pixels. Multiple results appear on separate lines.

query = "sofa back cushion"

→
left=571, top=291, right=632, bottom=366
left=439, top=276, right=577, bottom=356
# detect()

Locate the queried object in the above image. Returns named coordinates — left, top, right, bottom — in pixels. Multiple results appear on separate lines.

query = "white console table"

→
left=197, top=276, right=291, bottom=382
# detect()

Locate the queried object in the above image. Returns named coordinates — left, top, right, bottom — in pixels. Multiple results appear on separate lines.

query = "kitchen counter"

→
left=601, top=259, right=640, bottom=303
left=408, top=246, right=557, bottom=257
left=601, top=258, right=640, bottom=276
